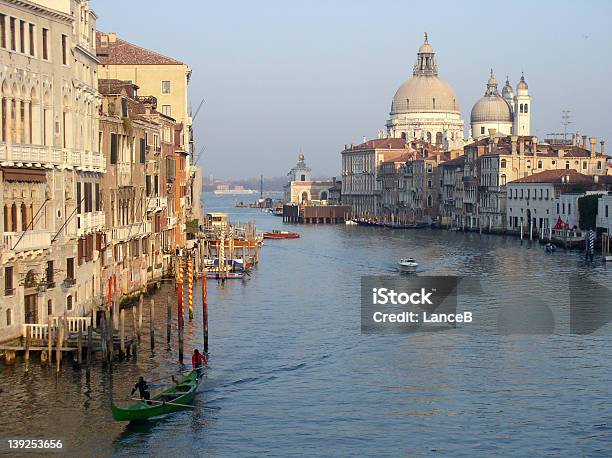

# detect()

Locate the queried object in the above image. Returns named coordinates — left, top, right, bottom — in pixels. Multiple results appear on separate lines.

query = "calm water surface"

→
left=2, top=193, right=612, bottom=457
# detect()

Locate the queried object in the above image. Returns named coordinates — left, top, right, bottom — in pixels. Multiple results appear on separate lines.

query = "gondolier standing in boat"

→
left=131, top=376, right=151, bottom=401
left=192, top=348, right=208, bottom=378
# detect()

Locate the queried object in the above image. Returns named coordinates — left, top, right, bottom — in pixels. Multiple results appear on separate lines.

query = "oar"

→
left=128, top=398, right=221, bottom=411
left=129, top=398, right=197, bottom=409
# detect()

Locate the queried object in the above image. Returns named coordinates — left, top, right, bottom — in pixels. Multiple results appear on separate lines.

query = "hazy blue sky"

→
left=95, top=0, right=612, bottom=179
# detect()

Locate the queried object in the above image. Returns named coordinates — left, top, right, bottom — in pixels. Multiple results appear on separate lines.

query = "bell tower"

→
left=514, top=73, right=531, bottom=136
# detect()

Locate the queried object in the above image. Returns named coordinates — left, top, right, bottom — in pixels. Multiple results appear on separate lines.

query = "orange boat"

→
left=263, top=230, right=300, bottom=239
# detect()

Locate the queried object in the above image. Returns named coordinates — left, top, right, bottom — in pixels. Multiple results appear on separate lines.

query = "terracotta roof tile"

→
left=96, top=31, right=184, bottom=65
left=509, top=169, right=595, bottom=184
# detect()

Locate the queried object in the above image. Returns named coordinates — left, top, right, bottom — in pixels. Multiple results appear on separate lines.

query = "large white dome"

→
left=471, top=96, right=512, bottom=123
left=391, top=76, right=460, bottom=114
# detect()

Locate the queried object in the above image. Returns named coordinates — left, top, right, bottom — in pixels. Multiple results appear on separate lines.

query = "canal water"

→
left=2, top=193, right=612, bottom=457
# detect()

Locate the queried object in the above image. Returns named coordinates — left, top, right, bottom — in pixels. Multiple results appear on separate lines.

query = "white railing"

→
left=3, top=230, right=52, bottom=252
left=22, top=316, right=91, bottom=340
left=0, top=143, right=105, bottom=172
left=147, top=196, right=167, bottom=212
left=111, top=221, right=152, bottom=241
left=77, top=211, right=106, bottom=237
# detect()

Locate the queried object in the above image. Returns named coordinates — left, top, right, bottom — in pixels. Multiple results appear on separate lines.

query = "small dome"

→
left=517, top=74, right=528, bottom=90
left=487, top=70, right=497, bottom=87
left=419, top=32, right=434, bottom=53
left=502, top=77, right=514, bottom=99
left=471, top=96, right=512, bottom=123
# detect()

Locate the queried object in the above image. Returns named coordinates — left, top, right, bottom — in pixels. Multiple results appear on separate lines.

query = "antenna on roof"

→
left=561, top=110, right=572, bottom=140
left=191, top=98, right=205, bottom=122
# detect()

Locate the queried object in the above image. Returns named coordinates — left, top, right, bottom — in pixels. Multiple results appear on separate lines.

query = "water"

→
left=2, top=193, right=612, bottom=457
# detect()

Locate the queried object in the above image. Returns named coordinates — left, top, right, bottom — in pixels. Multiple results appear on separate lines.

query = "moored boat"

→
left=263, top=230, right=300, bottom=239
left=398, top=257, right=418, bottom=274
left=206, top=271, right=246, bottom=279
left=112, top=370, right=203, bottom=422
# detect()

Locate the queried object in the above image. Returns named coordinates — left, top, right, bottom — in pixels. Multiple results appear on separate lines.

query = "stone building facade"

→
left=0, top=0, right=103, bottom=342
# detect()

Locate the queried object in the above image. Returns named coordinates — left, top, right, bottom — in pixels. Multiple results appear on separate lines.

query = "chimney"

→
left=590, top=137, right=596, bottom=157
left=533, top=138, right=538, bottom=157
left=100, top=34, right=108, bottom=47
left=558, top=148, right=565, bottom=158
left=600, top=140, right=605, bottom=155
left=511, top=135, right=518, bottom=155
left=582, top=135, right=587, bottom=148
left=108, top=32, right=117, bottom=43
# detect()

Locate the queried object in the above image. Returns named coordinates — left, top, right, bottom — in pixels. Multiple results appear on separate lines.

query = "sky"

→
left=94, top=0, right=612, bottom=179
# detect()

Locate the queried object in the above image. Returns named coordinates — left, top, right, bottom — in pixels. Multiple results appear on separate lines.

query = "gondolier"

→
left=192, top=348, right=208, bottom=378
left=131, top=376, right=151, bottom=401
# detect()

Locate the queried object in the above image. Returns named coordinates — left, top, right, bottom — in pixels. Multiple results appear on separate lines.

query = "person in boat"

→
left=192, top=348, right=208, bottom=378
left=131, top=376, right=151, bottom=402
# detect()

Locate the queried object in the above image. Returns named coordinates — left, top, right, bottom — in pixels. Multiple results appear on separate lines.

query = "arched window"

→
left=435, top=132, right=443, bottom=145
left=427, top=195, right=433, bottom=208
left=519, top=104, right=524, bottom=113
left=47, top=299, right=53, bottom=316
left=66, top=295, right=73, bottom=311
left=21, top=202, right=27, bottom=231
left=432, top=98, right=436, bottom=109
left=501, top=174, right=507, bottom=186
left=401, top=132, right=406, bottom=140
left=565, top=161, right=570, bottom=169
left=426, top=132, right=432, bottom=143
left=500, top=159, right=507, bottom=168
left=6, top=309, right=11, bottom=326
left=524, top=104, right=528, bottom=113
left=11, top=203, right=17, bottom=231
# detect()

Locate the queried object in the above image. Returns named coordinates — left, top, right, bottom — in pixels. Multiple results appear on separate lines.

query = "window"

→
left=526, top=160, right=531, bottom=168
left=95, top=183, right=100, bottom=211
left=47, top=299, right=53, bottom=316
left=597, top=161, right=602, bottom=170
left=519, top=103, right=523, bottom=113
left=42, top=28, right=48, bottom=59
left=480, top=126, right=485, bottom=135
left=562, top=203, right=566, bottom=214
left=84, top=182, right=92, bottom=212
left=546, top=189, right=549, bottom=200
left=582, top=161, right=587, bottom=170
left=0, top=14, right=6, bottom=48
left=61, top=34, right=67, bottom=65
left=524, top=104, right=528, bottom=113
left=427, top=180, right=432, bottom=189
left=28, top=23, right=34, bottom=55
left=76, top=182, right=82, bottom=214
left=565, top=161, right=570, bottom=169
left=568, top=203, right=571, bottom=215
left=538, top=160, right=543, bottom=169
left=606, top=205, right=609, bottom=218
left=9, top=17, right=15, bottom=50
left=557, top=203, right=560, bottom=213
left=66, top=257, right=75, bottom=280
left=501, top=174, right=506, bottom=186
left=66, top=295, right=73, bottom=311
left=500, top=159, right=506, bottom=168
left=161, top=105, right=171, bottom=117
left=6, top=309, right=11, bottom=326
left=46, top=261, right=54, bottom=287
left=161, top=80, right=171, bottom=94
left=19, top=20, right=25, bottom=53
left=4, top=266, right=14, bottom=296
left=140, top=138, right=146, bottom=163
left=300, top=174, right=305, bottom=181
left=110, top=133, right=118, bottom=164
left=145, top=175, right=151, bottom=196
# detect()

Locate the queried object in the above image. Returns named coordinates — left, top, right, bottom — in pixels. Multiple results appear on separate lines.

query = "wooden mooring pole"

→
left=56, top=317, right=63, bottom=373
left=47, top=316, right=53, bottom=365
left=149, top=299, right=155, bottom=351
left=77, top=321, right=83, bottom=366
left=86, top=320, right=93, bottom=369
left=202, top=277, right=208, bottom=353
left=24, top=326, right=31, bottom=372
left=138, top=294, right=143, bottom=342
left=120, top=308, right=125, bottom=358
left=166, top=295, right=171, bottom=346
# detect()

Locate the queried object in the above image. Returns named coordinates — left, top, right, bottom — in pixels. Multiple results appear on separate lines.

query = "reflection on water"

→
left=1, top=193, right=612, bottom=457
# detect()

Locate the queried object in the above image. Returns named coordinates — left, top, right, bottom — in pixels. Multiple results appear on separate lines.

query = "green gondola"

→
left=112, top=370, right=203, bottom=421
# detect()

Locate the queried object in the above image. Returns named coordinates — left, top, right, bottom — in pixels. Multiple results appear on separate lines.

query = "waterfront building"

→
left=378, top=153, right=412, bottom=216
left=385, top=34, right=464, bottom=150
left=0, top=0, right=102, bottom=342
left=439, top=155, right=465, bottom=227
left=461, top=133, right=609, bottom=231
left=98, top=79, right=182, bottom=300
left=284, top=154, right=334, bottom=204
left=506, top=169, right=610, bottom=234
left=597, top=193, right=612, bottom=234
left=95, top=31, right=203, bottom=227
left=341, top=138, right=415, bottom=215
left=470, top=71, right=532, bottom=140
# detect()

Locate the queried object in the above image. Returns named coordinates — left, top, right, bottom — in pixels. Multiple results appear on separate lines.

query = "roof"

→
left=381, top=152, right=413, bottom=163
left=441, top=155, right=465, bottom=167
left=96, top=31, right=184, bottom=65
left=347, top=138, right=409, bottom=151
left=509, top=169, right=595, bottom=184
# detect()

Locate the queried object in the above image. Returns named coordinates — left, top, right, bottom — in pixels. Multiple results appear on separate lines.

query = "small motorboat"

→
left=398, top=258, right=418, bottom=274
left=112, top=370, right=203, bottom=421
left=544, top=243, right=556, bottom=253
left=345, top=220, right=357, bottom=226
left=206, top=271, right=245, bottom=279
left=263, top=230, right=300, bottom=239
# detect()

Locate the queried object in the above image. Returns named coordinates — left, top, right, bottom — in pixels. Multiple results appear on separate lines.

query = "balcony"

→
left=0, top=143, right=105, bottom=172
left=166, top=216, right=178, bottom=227
left=3, top=230, right=52, bottom=252
left=111, top=221, right=152, bottom=241
left=147, top=196, right=167, bottom=213
left=77, top=211, right=106, bottom=237
left=117, top=162, right=131, bottom=187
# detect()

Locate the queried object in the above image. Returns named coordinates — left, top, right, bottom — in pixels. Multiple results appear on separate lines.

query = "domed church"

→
left=470, top=70, right=531, bottom=139
left=385, top=33, right=465, bottom=150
